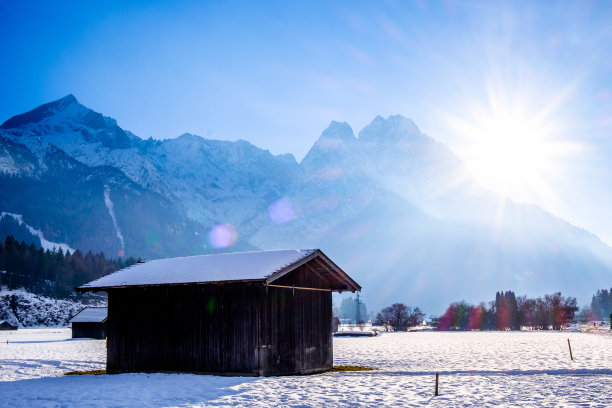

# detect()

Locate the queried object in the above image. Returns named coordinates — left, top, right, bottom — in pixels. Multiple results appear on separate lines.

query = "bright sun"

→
left=466, top=112, right=551, bottom=196
left=444, top=93, right=577, bottom=203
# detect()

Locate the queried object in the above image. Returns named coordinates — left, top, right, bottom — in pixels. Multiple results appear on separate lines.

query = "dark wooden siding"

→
left=260, top=264, right=333, bottom=375
left=72, top=322, right=106, bottom=339
left=106, top=261, right=334, bottom=376
left=107, top=283, right=260, bottom=374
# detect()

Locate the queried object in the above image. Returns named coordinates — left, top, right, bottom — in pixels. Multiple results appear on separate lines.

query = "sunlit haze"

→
left=1, top=0, right=612, bottom=246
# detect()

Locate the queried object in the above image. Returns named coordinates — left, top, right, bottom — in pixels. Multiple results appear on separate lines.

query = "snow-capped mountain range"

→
left=1, top=95, right=611, bottom=312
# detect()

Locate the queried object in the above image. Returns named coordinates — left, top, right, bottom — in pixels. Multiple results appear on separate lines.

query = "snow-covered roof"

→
left=69, top=307, right=108, bottom=323
left=78, top=249, right=360, bottom=292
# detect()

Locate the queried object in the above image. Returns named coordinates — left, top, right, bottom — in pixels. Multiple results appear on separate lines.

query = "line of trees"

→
left=437, top=291, right=578, bottom=331
left=0, top=235, right=136, bottom=298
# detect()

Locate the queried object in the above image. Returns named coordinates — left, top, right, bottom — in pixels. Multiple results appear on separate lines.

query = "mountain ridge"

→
left=1, top=95, right=611, bottom=312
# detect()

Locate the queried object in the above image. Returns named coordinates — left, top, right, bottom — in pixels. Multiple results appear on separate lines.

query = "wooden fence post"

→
left=567, top=338, right=573, bottom=361
left=435, top=372, right=439, bottom=396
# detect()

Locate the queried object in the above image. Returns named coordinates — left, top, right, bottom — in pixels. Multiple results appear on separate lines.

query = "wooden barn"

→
left=69, top=307, right=108, bottom=339
left=0, top=320, right=18, bottom=330
left=77, top=249, right=360, bottom=376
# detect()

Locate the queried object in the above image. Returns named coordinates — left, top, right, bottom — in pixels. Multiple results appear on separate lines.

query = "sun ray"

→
left=439, top=76, right=583, bottom=210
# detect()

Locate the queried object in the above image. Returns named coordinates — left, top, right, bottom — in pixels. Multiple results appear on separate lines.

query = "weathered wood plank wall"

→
left=107, top=283, right=260, bottom=374
left=106, top=262, right=333, bottom=375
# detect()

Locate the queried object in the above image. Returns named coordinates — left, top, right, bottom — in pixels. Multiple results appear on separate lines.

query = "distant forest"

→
left=437, top=291, right=579, bottom=331
left=0, top=235, right=137, bottom=298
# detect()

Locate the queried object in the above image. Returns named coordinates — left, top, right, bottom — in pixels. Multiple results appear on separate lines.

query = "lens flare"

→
left=268, top=198, right=294, bottom=224
left=206, top=298, right=216, bottom=313
left=208, top=224, right=238, bottom=248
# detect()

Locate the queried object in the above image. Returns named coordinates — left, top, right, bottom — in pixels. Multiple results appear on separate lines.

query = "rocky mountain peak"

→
left=300, top=121, right=359, bottom=170
left=0, top=94, right=118, bottom=133
left=1, top=94, right=80, bottom=129
left=176, top=132, right=197, bottom=140
left=1, top=95, right=136, bottom=151
left=358, top=114, right=425, bottom=146
left=52, top=94, right=79, bottom=108
left=319, top=121, right=356, bottom=142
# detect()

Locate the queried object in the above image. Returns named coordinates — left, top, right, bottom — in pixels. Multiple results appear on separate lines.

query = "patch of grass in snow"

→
left=64, top=369, right=107, bottom=376
left=327, top=365, right=376, bottom=372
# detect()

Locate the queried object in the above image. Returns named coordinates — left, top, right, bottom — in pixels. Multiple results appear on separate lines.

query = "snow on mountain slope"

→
left=0, top=95, right=172, bottom=198
left=0, top=139, right=213, bottom=258
left=145, top=133, right=298, bottom=238
left=251, top=121, right=384, bottom=248
left=351, top=115, right=493, bottom=221
left=0, top=96, right=300, bottom=241
left=0, top=213, right=74, bottom=253
left=102, top=186, right=125, bottom=251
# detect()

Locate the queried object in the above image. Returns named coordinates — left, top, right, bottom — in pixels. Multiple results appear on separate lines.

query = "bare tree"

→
left=545, top=292, right=578, bottom=330
left=517, top=296, right=537, bottom=329
left=373, top=303, right=424, bottom=331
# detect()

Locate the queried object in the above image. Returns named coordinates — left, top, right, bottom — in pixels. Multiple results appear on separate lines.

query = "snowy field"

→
left=1, top=329, right=611, bottom=407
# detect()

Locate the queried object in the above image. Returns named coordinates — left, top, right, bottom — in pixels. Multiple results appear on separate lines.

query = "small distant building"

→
left=69, top=307, right=108, bottom=339
left=77, top=249, right=361, bottom=376
left=0, top=321, right=18, bottom=330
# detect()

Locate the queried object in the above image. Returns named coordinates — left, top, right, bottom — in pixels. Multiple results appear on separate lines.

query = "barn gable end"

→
left=260, top=263, right=333, bottom=375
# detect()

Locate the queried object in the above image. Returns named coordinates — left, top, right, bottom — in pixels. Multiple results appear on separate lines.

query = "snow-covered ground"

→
left=0, top=328, right=105, bottom=381
left=1, top=328, right=611, bottom=407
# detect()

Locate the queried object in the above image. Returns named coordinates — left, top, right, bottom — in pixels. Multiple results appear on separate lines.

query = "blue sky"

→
left=2, top=0, right=612, bottom=244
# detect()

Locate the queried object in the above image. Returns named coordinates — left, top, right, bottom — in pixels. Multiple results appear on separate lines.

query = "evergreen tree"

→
left=0, top=235, right=137, bottom=298
left=591, top=289, right=612, bottom=320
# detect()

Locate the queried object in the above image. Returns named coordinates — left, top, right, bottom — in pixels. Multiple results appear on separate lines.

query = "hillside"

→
left=0, top=288, right=103, bottom=327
